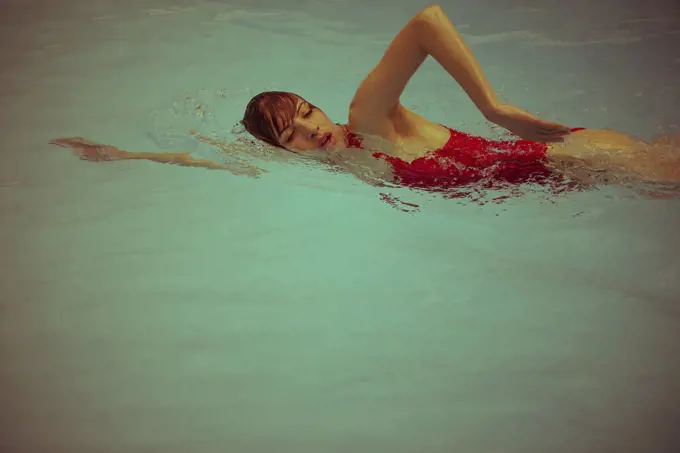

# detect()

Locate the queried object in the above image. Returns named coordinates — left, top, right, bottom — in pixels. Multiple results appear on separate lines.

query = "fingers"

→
left=49, top=138, right=77, bottom=148
left=536, top=119, right=569, bottom=132
left=541, top=126, right=570, bottom=136
left=539, top=134, right=566, bottom=143
left=543, top=136, right=566, bottom=143
left=531, top=130, right=568, bottom=142
left=537, top=124, right=571, bottom=141
left=49, top=137, right=95, bottom=148
left=545, top=129, right=569, bottom=137
left=78, top=147, right=102, bottom=161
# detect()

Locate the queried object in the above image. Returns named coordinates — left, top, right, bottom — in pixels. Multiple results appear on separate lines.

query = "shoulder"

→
left=347, top=103, right=401, bottom=142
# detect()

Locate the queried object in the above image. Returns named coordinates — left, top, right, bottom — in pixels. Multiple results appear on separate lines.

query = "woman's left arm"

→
left=350, top=5, right=499, bottom=119
left=350, top=4, right=570, bottom=141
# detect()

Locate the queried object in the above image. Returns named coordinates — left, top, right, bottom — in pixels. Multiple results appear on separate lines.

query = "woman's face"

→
left=277, top=100, right=347, bottom=152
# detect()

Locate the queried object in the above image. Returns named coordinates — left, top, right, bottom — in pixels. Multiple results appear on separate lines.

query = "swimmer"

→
left=51, top=5, right=680, bottom=191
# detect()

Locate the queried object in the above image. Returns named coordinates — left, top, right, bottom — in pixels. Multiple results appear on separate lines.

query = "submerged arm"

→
left=113, top=150, right=264, bottom=176
left=49, top=137, right=263, bottom=175
left=111, top=151, right=265, bottom=176
left=122, top=151, right=226, bottom=170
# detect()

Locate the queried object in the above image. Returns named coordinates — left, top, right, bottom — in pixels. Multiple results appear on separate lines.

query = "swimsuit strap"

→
left=341, top=125, right=364, bottom=149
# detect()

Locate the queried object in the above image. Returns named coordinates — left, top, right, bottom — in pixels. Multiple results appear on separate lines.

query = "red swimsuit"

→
left=346, top=126, right=585, bottom=194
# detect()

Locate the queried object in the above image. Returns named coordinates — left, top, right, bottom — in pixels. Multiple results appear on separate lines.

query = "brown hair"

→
left=241, top=91, right=311, bottom=149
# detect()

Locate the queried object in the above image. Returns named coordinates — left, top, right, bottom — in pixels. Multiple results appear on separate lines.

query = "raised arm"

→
left=351, top=4, right=498, bottom=118
left=350, top=5, right=570, bottom=141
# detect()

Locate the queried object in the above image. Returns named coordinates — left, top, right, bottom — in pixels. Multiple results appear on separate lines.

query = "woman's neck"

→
left=340, top=124, right=363, bottom=149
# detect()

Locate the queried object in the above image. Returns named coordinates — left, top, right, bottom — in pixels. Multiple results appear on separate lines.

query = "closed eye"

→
left=283, top=107, right=313, bottom=143
left=283, top=105, right=314, bottom=143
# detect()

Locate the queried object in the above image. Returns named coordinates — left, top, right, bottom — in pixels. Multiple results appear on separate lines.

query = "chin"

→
left=332, top=132, right=347, bottom=148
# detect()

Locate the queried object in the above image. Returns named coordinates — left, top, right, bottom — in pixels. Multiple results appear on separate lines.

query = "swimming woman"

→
left=51, top=5, right=680, bottom=191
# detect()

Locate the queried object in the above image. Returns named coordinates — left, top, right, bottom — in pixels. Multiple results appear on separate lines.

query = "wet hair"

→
left=241, top=91, right=314, bottom=149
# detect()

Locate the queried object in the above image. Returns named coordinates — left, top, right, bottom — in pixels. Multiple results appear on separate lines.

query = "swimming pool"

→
left=1, top=0, right=679, bottom=452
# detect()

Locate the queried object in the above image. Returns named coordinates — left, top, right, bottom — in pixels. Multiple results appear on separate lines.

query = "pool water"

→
left=1, top=1, right=679, bottom=452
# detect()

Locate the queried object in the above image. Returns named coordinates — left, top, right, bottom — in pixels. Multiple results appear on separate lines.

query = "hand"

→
left=49, top=137, right=128, bottom=161
left=485, top=104, right=571, bottom=142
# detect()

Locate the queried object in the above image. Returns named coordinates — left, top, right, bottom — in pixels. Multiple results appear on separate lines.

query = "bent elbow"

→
left=419, top=4, right=444, bottom=21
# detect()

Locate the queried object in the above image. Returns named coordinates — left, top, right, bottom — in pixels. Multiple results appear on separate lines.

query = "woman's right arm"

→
left=49, top=137, right=263, bottom=176
left=122, top=151, right=227, bottom=170
left=109, top=150, right=264, bottom=176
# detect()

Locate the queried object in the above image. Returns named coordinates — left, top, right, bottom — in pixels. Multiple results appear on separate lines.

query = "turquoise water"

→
left=1, top=0, right=679, bottom=452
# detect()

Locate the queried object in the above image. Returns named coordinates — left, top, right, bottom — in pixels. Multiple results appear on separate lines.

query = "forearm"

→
left=121, top=151, right=266, bottom=176
left=416, top=6, right=500, bottom=117
left=122, top=151, right=226, bottom=170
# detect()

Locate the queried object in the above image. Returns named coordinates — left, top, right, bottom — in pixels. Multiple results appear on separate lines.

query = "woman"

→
left=51, top=5, right=679, bottom=192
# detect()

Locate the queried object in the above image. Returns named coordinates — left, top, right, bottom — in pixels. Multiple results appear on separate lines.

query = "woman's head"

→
left=241, top=91, right=347, bottom=152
